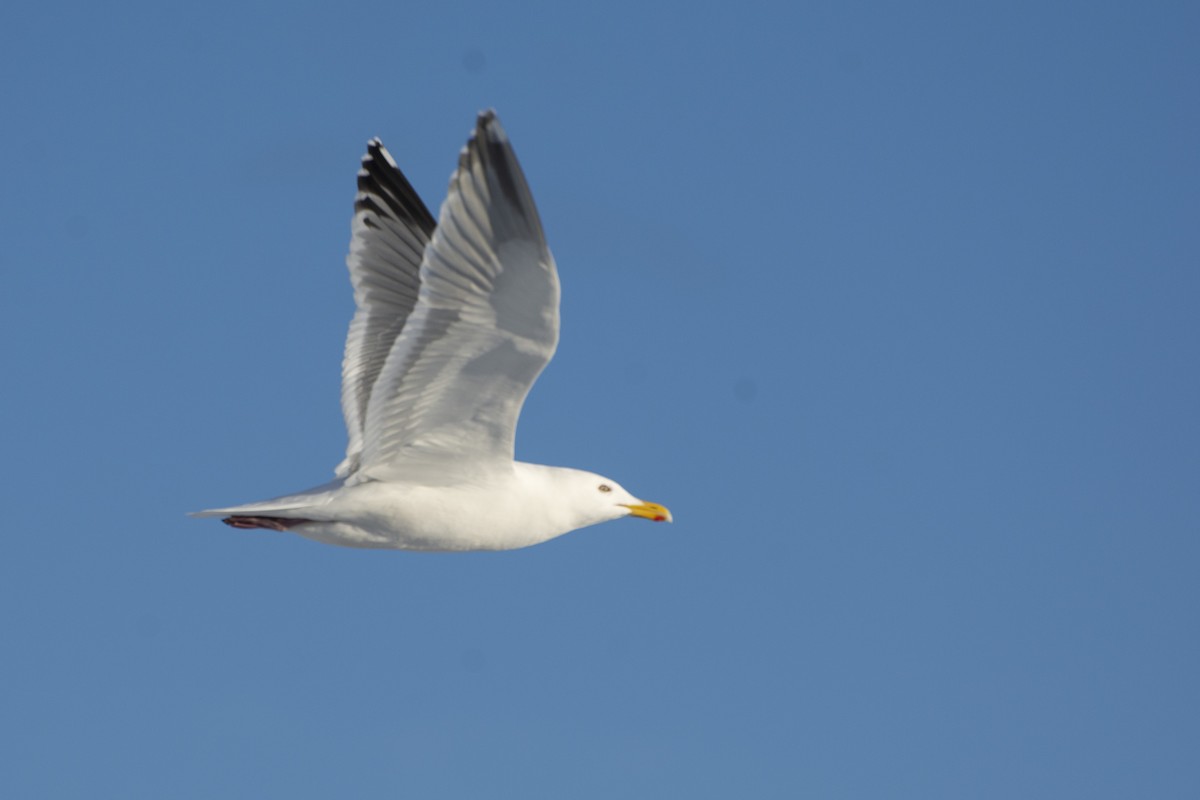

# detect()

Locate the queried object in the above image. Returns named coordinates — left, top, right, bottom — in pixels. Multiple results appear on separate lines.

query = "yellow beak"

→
left=621, top=501, right=673, bottom=523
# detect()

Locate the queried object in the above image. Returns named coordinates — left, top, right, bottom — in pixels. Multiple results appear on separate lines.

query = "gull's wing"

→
left=337, top=139, right=437, bottom=478
left=353, top=110, right=558, bottom=483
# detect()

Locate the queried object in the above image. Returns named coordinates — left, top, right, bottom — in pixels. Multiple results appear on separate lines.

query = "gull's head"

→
left=518, top=465, right=673, bottom=540
left=560, top=469, right=672, bottom=527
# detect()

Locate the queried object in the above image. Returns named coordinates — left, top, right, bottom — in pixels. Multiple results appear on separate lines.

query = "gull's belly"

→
left=291, top=480, right=554, bottom=551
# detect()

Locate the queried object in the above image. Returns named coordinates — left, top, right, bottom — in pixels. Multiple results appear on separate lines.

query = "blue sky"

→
left=2, top=0, right=1197, bottom=796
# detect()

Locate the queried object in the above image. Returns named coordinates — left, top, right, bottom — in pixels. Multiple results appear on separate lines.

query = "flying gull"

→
left=193, top=110, right=671, bottom=550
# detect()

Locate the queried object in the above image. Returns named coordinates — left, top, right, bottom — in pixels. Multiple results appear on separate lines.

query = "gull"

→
left=193, top=110, right=671, bottom=550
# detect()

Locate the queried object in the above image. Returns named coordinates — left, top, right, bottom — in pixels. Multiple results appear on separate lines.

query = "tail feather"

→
left=190, top=479, right=345, bottom=520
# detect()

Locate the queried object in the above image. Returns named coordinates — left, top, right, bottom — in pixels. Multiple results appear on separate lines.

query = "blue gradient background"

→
left=3, top=1, right=1197, bottom=796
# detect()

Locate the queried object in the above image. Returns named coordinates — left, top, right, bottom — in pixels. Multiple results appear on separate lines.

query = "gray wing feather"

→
left=355, top=110, right=558, bottom=482
left=337, top=139, right=437, bottom=477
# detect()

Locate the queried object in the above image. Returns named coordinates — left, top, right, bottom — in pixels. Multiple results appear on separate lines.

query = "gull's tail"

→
left=190, top=479, right=344, bottom=527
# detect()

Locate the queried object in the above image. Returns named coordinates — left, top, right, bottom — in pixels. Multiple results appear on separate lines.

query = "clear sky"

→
left=2, top=1, right=1197, bottom=796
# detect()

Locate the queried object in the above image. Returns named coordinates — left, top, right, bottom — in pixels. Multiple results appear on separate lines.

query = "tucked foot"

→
left=222, top=515, right=313, bottom=532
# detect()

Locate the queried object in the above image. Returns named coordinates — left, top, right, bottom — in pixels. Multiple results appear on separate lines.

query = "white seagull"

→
left=193, top=110, right=671, bottom=550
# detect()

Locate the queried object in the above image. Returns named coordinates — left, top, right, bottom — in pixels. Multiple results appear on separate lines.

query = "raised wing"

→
left=337, top=139, right=437, bottom=478
left=354, top=110, right=558, bottom=482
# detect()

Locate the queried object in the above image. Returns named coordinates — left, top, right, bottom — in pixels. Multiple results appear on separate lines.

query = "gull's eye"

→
left=598, top=484, right=612, bottom=493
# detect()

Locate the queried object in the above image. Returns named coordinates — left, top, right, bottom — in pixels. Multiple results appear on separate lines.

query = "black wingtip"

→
left=475, top=108, right=507, bottom=144
left=354, top=136, right=436, bottom=232
left=453, top=108, right=547, bottom=249
left=362, top=137, right=395, bottom=170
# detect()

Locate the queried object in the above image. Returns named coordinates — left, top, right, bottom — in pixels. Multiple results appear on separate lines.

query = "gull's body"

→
left=193, top=111, right=670, bottom=550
